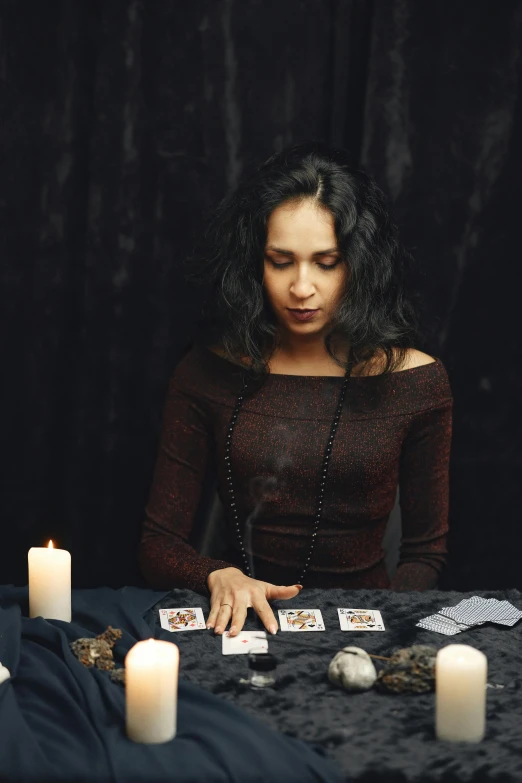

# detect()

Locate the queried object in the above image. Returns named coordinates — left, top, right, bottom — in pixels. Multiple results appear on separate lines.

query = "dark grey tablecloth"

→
left=147, top=586, right=522, bottom=783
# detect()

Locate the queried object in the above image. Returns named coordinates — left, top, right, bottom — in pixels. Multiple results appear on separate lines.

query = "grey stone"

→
left=328, top=646, right=377, bottom=692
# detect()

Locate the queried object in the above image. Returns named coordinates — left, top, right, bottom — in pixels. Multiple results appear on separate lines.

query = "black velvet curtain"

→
left=1, top=0, right=520, bottom=590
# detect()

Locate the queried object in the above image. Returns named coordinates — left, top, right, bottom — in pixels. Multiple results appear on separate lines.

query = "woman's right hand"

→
left=206, top=567, right=302, bottom=637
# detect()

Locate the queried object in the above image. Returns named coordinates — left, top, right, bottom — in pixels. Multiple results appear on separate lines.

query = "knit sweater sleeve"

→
left=138, top=358, right=240, bottom=594
left=390, top=394, right=453, bottom=591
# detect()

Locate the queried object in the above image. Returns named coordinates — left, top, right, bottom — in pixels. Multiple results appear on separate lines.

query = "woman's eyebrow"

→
left=265, top=246, right=339, bottom=256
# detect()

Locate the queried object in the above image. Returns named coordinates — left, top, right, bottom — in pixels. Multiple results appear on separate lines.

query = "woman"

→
left=138, top=141, right=453, bottom=638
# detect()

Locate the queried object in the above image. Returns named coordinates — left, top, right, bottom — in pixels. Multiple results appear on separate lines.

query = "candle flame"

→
left=48, top=540, right=54, bottom=549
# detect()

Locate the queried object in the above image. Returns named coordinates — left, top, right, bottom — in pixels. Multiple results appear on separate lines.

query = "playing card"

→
left=492, top=599, right=522, bottom=618
left=338, top=608, right=385, bottom=631
left=491, top=600, right=522, bottom=625
left=438, top=598, right=489, bottom=627
left=278, top=609, right=325, bottom=631
left=221, top=630, right=268, bottom=655
left=416, top=614, right=466, bottom=636
left=417, top=595, right=522, bottom=635
left=438, top=597, right=522, bottom=628
left=473, top=599, right=522, bottom=625
left=159, top=607, right=205, bottom=632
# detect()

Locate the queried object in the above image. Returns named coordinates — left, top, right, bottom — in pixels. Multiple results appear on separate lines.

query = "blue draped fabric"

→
left=0, top=585, right=341, bottom=783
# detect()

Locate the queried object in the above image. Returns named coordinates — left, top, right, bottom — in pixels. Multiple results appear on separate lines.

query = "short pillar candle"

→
left=125, top=639, right=179, bottom=744
left=0, top=664, right=10, bottom=685
left=436, top=644, right=487, bottom=742
left=28, top=540, right=71, bottom=622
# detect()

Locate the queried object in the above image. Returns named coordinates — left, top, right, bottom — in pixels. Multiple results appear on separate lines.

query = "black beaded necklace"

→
left=224, top=354, right=355, bottom=586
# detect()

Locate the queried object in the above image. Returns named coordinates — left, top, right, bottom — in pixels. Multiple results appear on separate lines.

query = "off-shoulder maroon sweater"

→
left=139, top=344, right=453, bottom=594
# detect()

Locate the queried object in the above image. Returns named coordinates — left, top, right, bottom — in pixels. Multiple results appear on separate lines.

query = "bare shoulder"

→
left=353, top=347, right=436, bottom=377
left=396, top=348, right=436, bottom=371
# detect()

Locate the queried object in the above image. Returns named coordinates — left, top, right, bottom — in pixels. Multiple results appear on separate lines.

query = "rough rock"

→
left=70, top=626, right=123, bottom=672
left=375, top=644, right=437, bottom=694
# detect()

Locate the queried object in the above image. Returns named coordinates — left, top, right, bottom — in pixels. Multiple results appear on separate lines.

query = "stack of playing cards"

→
left=416, top=596, right=522, bottom=636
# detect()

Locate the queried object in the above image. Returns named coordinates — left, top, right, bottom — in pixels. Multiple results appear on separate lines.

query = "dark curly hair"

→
left=185, top=140, right=423, bottom=378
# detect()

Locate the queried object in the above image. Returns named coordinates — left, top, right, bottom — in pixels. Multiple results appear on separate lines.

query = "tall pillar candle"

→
left=28, top=540, right=71, bottom=622
left=436, top=644, right=487, bottom=742
left=125, top=639, right=179, bottom=743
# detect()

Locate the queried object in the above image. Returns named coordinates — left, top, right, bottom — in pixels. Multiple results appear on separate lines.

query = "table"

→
left=148, top=586, right=522, bottom=783
left=0, top=585, right=341, bottom=783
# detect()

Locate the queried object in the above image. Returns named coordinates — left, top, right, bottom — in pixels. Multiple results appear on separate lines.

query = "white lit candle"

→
left=28, top=540, right=71, bottom=622
left=0, top=664, right=10, bottom=685
left=125, top=639, right=179, bottom=744
left=436, top=644, right=487, bottom=742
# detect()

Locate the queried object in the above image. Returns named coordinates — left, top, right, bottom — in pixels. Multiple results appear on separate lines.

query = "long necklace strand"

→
left=224, top=359, right=353, bottom=586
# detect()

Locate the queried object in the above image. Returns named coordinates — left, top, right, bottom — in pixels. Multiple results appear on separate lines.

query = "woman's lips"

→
left=287, top=309, right=319, bottom=321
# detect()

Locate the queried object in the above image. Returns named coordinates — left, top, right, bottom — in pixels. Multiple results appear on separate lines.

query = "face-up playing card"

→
left=278, top=609, right=325, bottom=631
left=221, top=631, right=268, bottom=655
left=338, top=608, right=385, bottom=631
left=159, top=607, right=206, bottom=632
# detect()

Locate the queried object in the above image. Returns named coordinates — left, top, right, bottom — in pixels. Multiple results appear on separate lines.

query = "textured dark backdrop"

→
left=1, top=0, right=520, bottom=590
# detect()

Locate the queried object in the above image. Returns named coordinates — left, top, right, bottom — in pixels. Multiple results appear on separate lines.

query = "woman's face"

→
left=263, top=199, right=348, bottom=340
